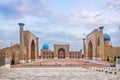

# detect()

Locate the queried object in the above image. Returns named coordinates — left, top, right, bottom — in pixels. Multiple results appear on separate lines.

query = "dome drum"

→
left=104, top=33, right=111, bottom=41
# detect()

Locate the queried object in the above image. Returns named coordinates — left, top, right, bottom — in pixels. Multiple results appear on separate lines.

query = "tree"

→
left=11, top=58, right=14, bottom=65
left=114, top=56, right=116, bottom=61
left=107, top=56, right=110, bottom=61
left=118, top=56, right=120, bottom=59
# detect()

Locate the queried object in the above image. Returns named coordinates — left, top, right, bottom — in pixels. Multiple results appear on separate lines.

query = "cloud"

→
left=69, top=12, right=104, bottom=25
left=0, top=30, right=19, bottom=41
left=104, top=19, right=120, bottom=32
left=69, top=12, right=102, bottom=23
left=68, top=12, right=106, bottom=30
left=0, top=0, right=120, bottom=50
left=67, top=10, right=120, bottom=47
left=0, top=29, right=19, bottom=49
left=110, top=30, right=120, bottom=46
left=0, top=40, right=5, bottom=43
left=0, top=0, right=52, bottom=19
left=34, top=30, right=83, bottom=51
left=106, top=0, right=120, bottom=13
left=0, top=15, right=83, bottom=50
left=68, top=11, right=120, bottom=32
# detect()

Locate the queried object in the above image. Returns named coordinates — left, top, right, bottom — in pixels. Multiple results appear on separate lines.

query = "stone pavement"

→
left=0, top=67, right=120, bottom=80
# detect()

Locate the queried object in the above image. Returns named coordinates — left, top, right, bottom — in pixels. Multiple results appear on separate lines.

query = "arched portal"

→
left=58, top=48, right=65, bottom=59
left=88, top=41, right=93, bottom=59
left=31, top=40, right=35, bottom=61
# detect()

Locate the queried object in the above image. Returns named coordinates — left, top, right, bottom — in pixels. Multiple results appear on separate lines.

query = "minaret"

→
left=19, top=23, right=25, bottom=64
left=37, top=37, right=39, bottom=61
left=83, top=38, right=86, bottom=59
left=99, top=26, right=104, bottom=60
left=99, top=26, right=104, bottom=32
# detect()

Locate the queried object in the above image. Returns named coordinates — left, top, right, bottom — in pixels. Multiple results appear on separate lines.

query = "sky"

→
left=0, top=0, right=120, bottom=51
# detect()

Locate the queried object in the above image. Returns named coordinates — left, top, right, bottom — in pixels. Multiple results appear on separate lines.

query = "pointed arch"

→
left=88, top=41, right=93, bottom=59
left=58, top=48, right=65, bottom=59
left=31, top=40, right=35, bottom=61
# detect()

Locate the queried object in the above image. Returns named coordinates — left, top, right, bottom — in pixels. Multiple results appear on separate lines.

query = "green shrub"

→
left=117, top=56, right=120, bottom=59
left=11, top=58, right=14, bottom=65
left=114, top=56, right=116, bottom=61
left=107, top=56, right=109, bottom=61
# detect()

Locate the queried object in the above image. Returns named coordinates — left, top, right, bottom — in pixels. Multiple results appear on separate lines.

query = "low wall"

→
left=0, top=57, right=5, bottom=66
left=116, top=59, right=120, bottom=68
left=0, top=57, right=10, bottom=68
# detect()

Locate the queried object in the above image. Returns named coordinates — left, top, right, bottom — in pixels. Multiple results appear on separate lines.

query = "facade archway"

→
left=58, top=48, right=65, bottom=59
left=31, top=40, right=35, bottom=61
left=88, top=41, right=93, bottom=59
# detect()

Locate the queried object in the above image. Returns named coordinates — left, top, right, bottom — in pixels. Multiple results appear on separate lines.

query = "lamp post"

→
left=118, top=25, right=120, bottom=57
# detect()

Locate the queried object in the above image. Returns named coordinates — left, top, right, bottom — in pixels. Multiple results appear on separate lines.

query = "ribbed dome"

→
left=104, top=33, right=111, bottom=41
left=42, top=43, right=49, bottom=49
left=12, top=44, right=19, bottom=48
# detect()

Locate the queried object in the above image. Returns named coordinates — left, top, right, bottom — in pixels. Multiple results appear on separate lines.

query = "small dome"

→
left=42, top=43, right=49, bottom=49
left=104, top=33, right=111, bottom=41
left=12, top=44, right=20, bottom=48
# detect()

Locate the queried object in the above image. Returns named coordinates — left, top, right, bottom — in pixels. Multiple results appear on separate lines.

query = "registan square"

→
left=0, top=0, right=120, bottom=80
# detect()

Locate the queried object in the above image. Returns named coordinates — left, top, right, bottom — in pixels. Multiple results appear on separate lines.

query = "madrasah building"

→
left=83, top=27, right=120, bottom=61
left=41, top=44, right=82, bottom=60
left=0, top=23, right=39, bottom=65
left=0, top=23, right=120, bottom=66
left=0, top=23, right=82, bottom=66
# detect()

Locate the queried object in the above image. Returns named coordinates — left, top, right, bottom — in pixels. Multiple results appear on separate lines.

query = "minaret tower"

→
left=19, top=23, right=25, bottom=64
left=99, top=26, right=105, bottom=60
left=83, top=38, right=86, bottom=59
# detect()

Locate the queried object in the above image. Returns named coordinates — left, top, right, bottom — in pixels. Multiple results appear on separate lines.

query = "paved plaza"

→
left=0, top=67, right=120, bottom=80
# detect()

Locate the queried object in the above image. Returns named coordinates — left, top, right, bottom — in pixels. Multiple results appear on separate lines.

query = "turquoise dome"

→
left=42, top=43, right=49, bottom=49
left=104, top=33, right=111, bottom=41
